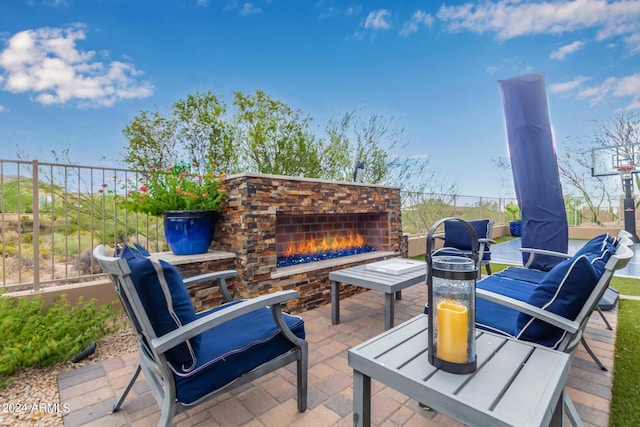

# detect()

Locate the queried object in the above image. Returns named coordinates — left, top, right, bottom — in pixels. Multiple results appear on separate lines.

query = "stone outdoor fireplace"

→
left=206, top=173, right=407, bottom=313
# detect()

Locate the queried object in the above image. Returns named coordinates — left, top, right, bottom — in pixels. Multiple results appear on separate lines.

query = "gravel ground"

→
left=0, top=325, right=138, bottom=427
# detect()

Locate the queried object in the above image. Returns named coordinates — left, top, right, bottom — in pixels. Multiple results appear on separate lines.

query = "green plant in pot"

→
left=505, top=203, right=521, bottom=237
left=119, top=160, right=226, bottom=255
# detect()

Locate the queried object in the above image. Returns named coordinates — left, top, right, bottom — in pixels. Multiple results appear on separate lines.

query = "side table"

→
left=329, top=260, right=426, bottom=331
left=349, top=314, right=574, bottom=427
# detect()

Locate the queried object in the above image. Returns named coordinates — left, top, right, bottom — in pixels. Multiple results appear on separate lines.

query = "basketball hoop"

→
left=614, top=164, right=636, bottom=180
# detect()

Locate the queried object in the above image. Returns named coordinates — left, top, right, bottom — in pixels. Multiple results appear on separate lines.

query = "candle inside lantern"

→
left=436, top=299, right=469, bottom=363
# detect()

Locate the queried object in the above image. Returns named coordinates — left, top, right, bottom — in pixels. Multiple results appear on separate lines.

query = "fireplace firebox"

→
left=276, top=213, right=388, bottom=267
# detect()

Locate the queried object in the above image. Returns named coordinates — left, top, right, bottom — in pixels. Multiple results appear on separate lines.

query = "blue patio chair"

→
left=474, top=232, right=633, bottom=426
left=432, top=218, right=495, bottom=277
left=494, top=233, right=623, bottom=370
left=93, top=244, right=308, bottom=427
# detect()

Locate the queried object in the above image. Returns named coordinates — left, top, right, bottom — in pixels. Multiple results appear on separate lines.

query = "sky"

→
left=1, top=0, right=639, bottom=198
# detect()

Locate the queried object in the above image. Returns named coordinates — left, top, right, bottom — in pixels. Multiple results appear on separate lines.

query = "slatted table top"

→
left=348, top=314, right=571, bottom=427
left=329, top=260, right=426, bottom=293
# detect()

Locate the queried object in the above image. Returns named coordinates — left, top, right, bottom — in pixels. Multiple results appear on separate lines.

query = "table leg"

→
left=384, top=292, right=394, bottom=331
left=549, top=392, right=564, bottom=427
left=353, top=370, right=371, bottom=427
left=331, top=280, right=340, bottom=325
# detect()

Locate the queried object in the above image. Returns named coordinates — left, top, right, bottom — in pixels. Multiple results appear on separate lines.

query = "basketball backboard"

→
left=591, top=142, right=640, bottom=177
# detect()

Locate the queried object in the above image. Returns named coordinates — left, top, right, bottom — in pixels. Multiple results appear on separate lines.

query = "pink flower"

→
left=140, top=184, right=149, bottom=192
left=101, top=183, right=108, bottom=187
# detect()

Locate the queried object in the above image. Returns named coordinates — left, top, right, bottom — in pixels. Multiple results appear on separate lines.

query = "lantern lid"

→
left=432, top=256, right=475, bottom=272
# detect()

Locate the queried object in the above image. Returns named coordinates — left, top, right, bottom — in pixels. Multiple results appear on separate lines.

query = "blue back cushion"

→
left=515, top=254, right=599, bottom=348
left=444, top=219, right=490, bottom=251
left=118, top=244, right=200, bottom=372
left=574, top=233, right=616, bottom=277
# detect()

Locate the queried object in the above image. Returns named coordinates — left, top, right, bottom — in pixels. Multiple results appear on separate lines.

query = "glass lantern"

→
left=426, top=218, right=478, bottom=374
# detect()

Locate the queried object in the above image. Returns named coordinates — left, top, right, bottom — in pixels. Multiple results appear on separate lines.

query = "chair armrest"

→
left=184, top=270, right=238, bottom=302
left=519, top=248, right=571, bottom=268
left=152, top=290, right=301, bottom=355
left=476, top=288, right=580, bottom=335
left=183, top=270, right=237, bottom=286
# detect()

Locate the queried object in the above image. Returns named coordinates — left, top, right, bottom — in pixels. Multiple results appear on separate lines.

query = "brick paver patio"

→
left=58, top=282, right=617, bottom=427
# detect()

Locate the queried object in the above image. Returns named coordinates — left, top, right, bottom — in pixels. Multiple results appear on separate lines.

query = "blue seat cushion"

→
left=475, top=275, right=537, bottom=337
left=118, top=243, right=200, bottom=372
left=443, top=219, right=491, bottom=252
left=515, top=254, right=599, bottom=348
left=174, top=301, right=305, bottom=405
left=495, top=266, right=546, bottom=284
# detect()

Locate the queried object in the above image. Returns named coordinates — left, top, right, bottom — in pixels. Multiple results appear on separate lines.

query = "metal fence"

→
left=0, top=159, right=166, bottom=291
left=0, top=159, right=629, bottom=291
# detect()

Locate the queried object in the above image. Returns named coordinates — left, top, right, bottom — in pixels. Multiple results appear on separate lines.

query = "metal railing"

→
left=0, top=158, right=629, bottom=291
left=0, top=159, right=165, bottom=291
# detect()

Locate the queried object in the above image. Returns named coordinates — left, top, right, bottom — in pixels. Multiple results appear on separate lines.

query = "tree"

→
left=122, top=91, right=238, bottom=174
left=232, top=90, right=323, bottom=177
left=120, top=89, right=452, bottom=195
left=557, top=145, right=613, bottom=225
left=321, top=110, right=455, bottom=194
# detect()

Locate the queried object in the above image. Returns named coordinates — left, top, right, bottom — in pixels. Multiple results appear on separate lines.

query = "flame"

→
left=284, top=232, right=366, bottom=256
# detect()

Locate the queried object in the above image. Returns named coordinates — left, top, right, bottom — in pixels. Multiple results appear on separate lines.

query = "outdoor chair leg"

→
left=596, top=306, right=613, bottom=330
left=581, top=338, right=608, bottom=371
left=112, top=363, right=141, bottom=413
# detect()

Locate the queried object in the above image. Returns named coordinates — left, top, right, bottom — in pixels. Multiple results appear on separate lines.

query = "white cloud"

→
left=0, top=26, right=154, bottom=107
left=576, top=74, right=640, bottom=109
left=196, top=0, right=210, bottom=6
left=624, top=32, right=640, bottom=55
left=240, top=3, right=262, bottom=16
left=399, top=10, right=434, bottom=37
left=437, top=0, right=640, bottom=54
left=614, top=73, right=640, bottom=99
left=0, top=105, right=7, bottom=113
left=549, top=76, right=590, bottom=93
left=317, top=3, right=362, bottom=20
left=550, top=40, right=585, bottom=60
left=364, top=10, right=392, bottom=31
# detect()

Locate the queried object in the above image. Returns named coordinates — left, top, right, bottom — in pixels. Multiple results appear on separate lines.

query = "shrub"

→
left=0, top=292, right=123, bottom=388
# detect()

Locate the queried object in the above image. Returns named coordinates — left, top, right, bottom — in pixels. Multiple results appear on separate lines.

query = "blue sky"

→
left=1, top=0, right=639, bottom=198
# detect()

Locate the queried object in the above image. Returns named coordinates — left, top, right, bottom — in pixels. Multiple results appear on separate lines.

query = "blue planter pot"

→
left=163, top=210, right=217, bottom=255
left=509, top=221, right=522, bottom=237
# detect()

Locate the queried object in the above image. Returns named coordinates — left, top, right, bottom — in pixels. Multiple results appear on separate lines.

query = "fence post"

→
left=32, top=160, right=40, bottom=292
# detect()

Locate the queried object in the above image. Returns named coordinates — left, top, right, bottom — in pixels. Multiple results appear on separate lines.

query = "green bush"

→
left=0, top=292, right=123, bottom=388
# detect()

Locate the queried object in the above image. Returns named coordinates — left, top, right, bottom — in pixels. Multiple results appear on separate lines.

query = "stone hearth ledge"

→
left=271, top=251, right=396, bottom=279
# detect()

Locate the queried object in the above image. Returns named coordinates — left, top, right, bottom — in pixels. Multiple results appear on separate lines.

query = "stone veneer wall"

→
left=206, top=173, right=406, bottom=314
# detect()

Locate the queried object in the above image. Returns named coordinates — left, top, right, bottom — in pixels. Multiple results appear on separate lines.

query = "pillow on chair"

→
left=118, top=243, right=200, bottom=372
left=574, top=233, right=616, bottom=276
left=443, top=219, right=490, bottom=251
left=515, top=254, right=599, bottom=348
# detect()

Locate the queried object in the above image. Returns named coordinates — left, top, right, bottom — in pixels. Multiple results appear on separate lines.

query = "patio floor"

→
left=58, top=277, right=618, bottom=427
